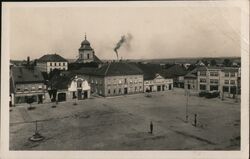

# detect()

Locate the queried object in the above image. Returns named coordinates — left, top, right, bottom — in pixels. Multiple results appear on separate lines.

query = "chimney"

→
left=27, top=56, right=30, bottom=66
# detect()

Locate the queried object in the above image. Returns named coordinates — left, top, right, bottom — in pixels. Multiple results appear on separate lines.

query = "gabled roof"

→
left=221, top=67, right=239, bottom=73
left=49, top=72, right=73, bottom=90
left=161, top=64, right=188, bottom=78
left=132, top=63, right=163, bottom=80
left=11, top=66, right=44, bottom=84
left=75, top=54, right=103, bottom=64
left=77, top=62, right=143, bottom=76
left=37, top=54, right=68, bottom=62
left=184, top=68, right=198, bottom=79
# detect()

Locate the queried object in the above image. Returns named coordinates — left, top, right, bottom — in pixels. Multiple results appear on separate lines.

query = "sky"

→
left=9, top=3, right=241, bottom=60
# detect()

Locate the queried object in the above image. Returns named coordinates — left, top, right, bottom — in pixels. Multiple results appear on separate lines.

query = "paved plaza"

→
left=10, top=89, right=240, bottom=150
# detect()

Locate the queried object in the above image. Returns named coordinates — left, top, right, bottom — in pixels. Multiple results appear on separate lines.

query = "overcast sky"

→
left=9, top=3, right=241, bottom=60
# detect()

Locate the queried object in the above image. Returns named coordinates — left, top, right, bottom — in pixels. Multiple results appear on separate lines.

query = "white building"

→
left=36, top=54, right=68, bottom=73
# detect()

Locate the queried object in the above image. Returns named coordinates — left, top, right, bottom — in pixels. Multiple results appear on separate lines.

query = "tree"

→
left=223, top=59, right=232, bottom=67
left=210, top=59, right=217, bottom=66
left=26, top=96, right=35, bottom=110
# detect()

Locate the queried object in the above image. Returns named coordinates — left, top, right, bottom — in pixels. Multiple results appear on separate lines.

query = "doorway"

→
left=124, top=88, right=128, bottom=94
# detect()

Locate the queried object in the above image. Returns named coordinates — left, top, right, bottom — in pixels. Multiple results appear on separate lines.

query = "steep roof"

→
left=78, top=62, right=143, bottom=76
left=184, top=68, right=198, bottom=79
left=11, top=66, right=44, bottom=84
left=49, top=73, right=73, bottom=90
left=75, top=54, right=103, bottom=64
left=37, top=54, right=68, bottom=62
left=132, top=63, right=163, bottom=80
left=161, top=64, right=188, bottom=78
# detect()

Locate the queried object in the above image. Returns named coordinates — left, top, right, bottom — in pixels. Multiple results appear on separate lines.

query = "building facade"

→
left=49, top=73, right=91, bottom=102
left=36, top=54, right=68, bottom=73
left=144, top=74, right=173, bottom=92
left=197, top=67, right=240, bottom=96
left=10, top=66, right=47, bottom=106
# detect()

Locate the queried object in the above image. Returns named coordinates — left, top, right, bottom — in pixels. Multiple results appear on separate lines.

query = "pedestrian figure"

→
left=150, top=121, right=153, bottom=134
left=194, top=114, right=197, bottom=127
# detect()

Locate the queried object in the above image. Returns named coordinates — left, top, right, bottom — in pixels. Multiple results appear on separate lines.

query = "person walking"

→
left=150, top=121, right=153, bottom=134
left=194, top=114, right=197, bottom=127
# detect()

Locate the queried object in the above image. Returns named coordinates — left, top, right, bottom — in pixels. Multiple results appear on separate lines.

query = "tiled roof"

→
left=132, top=63, right=163, bottom=80
left=184, top=68, right=198, bottom=79
left=161, top=64, right=188, bottom=78
left=78, top=62, right=143, bottom=76
left=75, top=54, right=103, bottom=64
left=37, top=54, right=68, bottom=62
left=221, top=67, right=239, bottom=72
left=11, top=66, right=44, bottom=84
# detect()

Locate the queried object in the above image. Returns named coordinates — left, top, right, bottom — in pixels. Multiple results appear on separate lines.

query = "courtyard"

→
left=9, top=89, right=240, bottom=150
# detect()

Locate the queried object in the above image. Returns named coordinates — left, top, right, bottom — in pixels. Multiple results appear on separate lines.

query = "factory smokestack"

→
left=114, top=33, right=133, bottom=61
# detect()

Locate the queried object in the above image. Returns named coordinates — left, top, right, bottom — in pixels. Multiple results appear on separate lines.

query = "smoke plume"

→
left=114, top=33, right=133, bottom=60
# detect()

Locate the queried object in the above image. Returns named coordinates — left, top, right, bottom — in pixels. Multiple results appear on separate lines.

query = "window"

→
left=50, top=68, right=53, bottom=72
left=200, top=71, right=206, bottom=76
left=224, top=80, right=229, bottom=84
left=108, top=89, right=111, bottom=94
left=210, top=72, right=218, bottom=76
left=99, top=90, right=102, bottom=95
left=24, top=88, right=28, bottom=91
left=16, top=88, right=21, bottom=91
left=50, top=62, right=52, bottom=66
left=80, top=54, right=83, bottom=59
left=223, top=86, right=229, bottom=92
left=113, top=89, right=116, bottom=94
left=200, top=85, right=206, bottom=90
left=225, top=72, right=229, bottom=77
left=55, top=63, right=57, bottom=66
left=210, top=79, right=218, bottom=84
left=59, top=63, right=61, bottom=66
left=95, top=80, right=98, bottom=84
left=200, top=78, right=206, bottom=83
left=135, top=87, right=137, bottom=92
left=63, top=62, right=65, bottom=66
left=118, top=80, right=122, bottom=84
left=230, top=80, right=235, bottom=85
left=38, top=85, right=43, bottom=90
left=124, top=78, right=127, bottom=84
left=210, top=85, right=218, bottom=91
left=87, top=54, right=90, bottom=59
left=231, top=73, right=235, bottom=77
left=91, top=80, right=94, bottom=84
left=31, top=86, right=35, bottom=90
left=119, top=88, right=121, bottom=94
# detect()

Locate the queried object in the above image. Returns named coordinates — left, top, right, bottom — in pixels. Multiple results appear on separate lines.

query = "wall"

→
left=46, top=62, right=68, bottom=73
left=79, top=50, right=94, bottom=63
left=144, top=75, right=173, bottom=92
left=103, top=75, right=144, bottom=97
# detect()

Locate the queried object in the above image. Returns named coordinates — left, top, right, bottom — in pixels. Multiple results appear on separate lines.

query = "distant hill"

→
left=11, top=56, right=241, bottom=65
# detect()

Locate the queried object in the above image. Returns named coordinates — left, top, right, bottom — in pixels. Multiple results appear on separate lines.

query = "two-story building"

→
left=36, top=54, right=68, bottom=73
left=10, top=66, right=47, bottom=106
left=74, top=62, right=144, bottom=97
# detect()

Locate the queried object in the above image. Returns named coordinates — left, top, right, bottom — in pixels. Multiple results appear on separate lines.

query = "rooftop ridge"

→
left=104, top=62, right=111, bottom=76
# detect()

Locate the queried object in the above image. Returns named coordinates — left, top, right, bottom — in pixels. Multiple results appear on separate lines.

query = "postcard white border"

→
left=1, top=1, right=249, bottom=159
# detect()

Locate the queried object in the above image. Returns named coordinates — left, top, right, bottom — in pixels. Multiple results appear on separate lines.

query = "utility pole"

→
left=186, top=90, right=189, bottom=122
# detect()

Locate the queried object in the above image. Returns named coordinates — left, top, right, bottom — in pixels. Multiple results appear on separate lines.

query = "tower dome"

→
left=79, top=34, right=93, bottom=50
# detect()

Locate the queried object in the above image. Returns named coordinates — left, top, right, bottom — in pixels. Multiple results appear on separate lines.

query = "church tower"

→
left=77, top=34, right=95, bottom=63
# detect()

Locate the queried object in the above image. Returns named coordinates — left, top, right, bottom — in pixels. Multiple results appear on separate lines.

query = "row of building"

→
left=10, top=35, right=240, bottom=106
left=10, top=36, right=175, bottom=106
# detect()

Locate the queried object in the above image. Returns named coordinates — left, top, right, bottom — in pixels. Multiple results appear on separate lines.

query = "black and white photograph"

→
left=1, top=1, right=249, bottom=159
